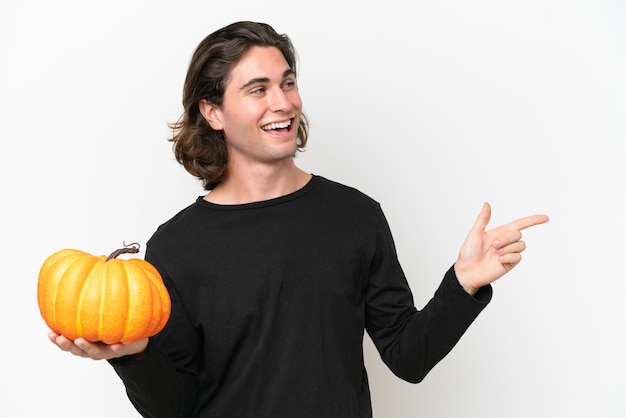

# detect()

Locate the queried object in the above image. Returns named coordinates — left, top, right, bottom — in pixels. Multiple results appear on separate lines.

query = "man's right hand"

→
left=48, top=332, right=148, bottom=360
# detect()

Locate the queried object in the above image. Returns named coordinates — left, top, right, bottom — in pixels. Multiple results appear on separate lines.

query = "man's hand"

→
left=48, top=332, right=148, bottom=360
left=455, top=202, right=549, bottom=295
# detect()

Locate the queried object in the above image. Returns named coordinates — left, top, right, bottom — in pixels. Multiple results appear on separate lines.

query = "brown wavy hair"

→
left=168, top=21, right=309, bottom=190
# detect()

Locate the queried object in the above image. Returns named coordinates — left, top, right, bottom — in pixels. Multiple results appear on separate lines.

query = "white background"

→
left=1, top=0, right=625, bottom=417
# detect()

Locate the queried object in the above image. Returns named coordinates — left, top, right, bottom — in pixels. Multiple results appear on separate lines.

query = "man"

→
left=49, top=21, right=549, bottom=417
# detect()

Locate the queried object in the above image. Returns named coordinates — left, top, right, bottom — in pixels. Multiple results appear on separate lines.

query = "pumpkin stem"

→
left=106, top=242, right=140, bottom=261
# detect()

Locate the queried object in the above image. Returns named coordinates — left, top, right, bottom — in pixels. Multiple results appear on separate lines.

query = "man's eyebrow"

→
left=283, top=69, right=296, bottom=78
left=239, top=69, right=297, bottom=91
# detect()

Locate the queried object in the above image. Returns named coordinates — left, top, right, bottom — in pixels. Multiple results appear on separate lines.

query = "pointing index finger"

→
left=509, top=214, right=550, bottom=231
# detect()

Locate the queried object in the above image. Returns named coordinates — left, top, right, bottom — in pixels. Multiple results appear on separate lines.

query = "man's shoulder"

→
left=147, top=198, right=203, bottom=243
left=312, top=175, right=379, bottom=206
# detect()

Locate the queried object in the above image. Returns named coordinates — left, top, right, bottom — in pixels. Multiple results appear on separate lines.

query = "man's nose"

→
left=268, top=87, right=291, bottom=112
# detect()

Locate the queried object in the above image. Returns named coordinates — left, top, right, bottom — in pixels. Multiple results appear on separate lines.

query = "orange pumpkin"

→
left=37, top=243, right=171, bottom=344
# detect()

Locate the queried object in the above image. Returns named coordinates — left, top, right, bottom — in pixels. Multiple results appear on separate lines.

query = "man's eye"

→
left=283, top=80, right=296, bottom=89
left=251, top=87, right=265, bottom=95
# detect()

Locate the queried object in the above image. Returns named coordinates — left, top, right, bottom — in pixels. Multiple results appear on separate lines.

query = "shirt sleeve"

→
left=108, top=263, right=201, bottom=418
left=364, top=207, right=492, bottom=383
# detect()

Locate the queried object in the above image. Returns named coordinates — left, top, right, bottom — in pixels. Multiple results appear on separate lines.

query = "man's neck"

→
left=204, top=160, right=311, bottom=205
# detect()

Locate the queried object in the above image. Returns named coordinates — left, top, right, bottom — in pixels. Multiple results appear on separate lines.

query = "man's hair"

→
left=168, top=21, right=309, bottom=190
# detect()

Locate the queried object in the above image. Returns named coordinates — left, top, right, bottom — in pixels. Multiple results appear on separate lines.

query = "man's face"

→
left=206, top=46, right=303, bottom=166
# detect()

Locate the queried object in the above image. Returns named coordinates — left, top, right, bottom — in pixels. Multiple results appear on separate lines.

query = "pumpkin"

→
left=37, top=243, right=171, bottom=344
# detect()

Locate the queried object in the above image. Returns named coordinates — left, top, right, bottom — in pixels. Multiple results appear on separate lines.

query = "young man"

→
left=49, top=21, right=549, bottom=417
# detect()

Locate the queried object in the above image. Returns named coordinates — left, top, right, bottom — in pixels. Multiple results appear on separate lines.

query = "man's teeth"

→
left=262, top=120, right=291, bottom=130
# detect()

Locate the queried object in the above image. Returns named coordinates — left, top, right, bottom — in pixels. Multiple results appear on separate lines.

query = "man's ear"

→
left=199, top=99, right=224, bottom=130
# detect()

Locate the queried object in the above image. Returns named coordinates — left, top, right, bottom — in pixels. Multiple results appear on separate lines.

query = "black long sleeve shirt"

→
left=110, top=175, right=491, bottom=417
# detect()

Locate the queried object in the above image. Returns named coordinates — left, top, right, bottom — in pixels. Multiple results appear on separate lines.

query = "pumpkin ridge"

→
left=38, top=250, right=68, bottom=325
left=100, top=258, right=129, bottom=343
left=44, top=259, right=62, bottom=332
left=135, top=261, right=163, bottom=335
left=45, top=253, right=74, bottom=333
left=75, top=257, right=101, bottom=341
left=121, top=261, right=133, bottom=342
left=98, top=260, right=108, bottom=342
left=148, top=265, right=171, bottom=332
left=152, top=264, right=164, bottom=334
left=145, top=269, right=158, bottom=336
left=40, top=250, right=84, bottom=334
left=138, top=269, right=156, bottom=339
left=136, top=260, right=170, bottom=334
left=56, top=253, right=94, bottom=339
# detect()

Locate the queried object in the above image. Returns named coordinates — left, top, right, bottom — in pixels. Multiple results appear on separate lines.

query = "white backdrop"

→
left=1, top=0, right=625, bottom=417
